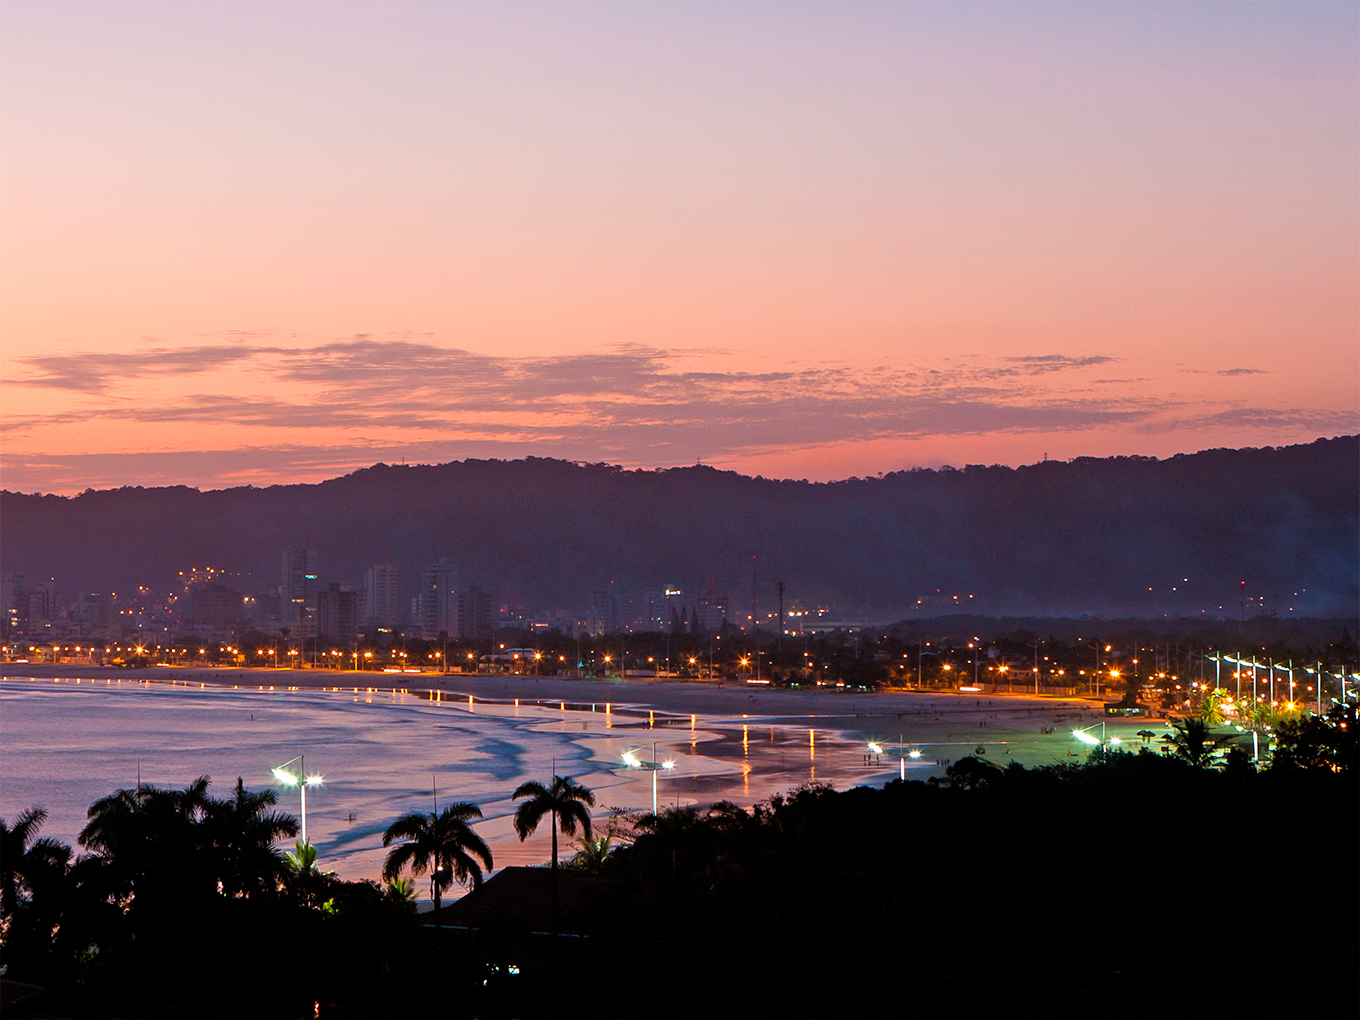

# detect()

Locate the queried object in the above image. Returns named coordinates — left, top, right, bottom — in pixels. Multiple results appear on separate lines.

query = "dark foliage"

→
left=1271, top=703, right=1358, bottom=772
left=0, top=778, right=434, bottom=1018
left=583, top=750, right=1358, bottom=1019
left=3, top=736, right=1355, bottom=1018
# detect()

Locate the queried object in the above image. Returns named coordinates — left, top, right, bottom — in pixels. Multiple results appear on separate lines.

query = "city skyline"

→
left=3, top=2, right=1356, bottom=494
left=5, top=439, right=1355, bottom=634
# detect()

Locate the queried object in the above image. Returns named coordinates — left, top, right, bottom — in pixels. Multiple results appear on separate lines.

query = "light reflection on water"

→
left=0, top=676, right=869, bottom=895
left=2, top=676, right=1153, bottom=899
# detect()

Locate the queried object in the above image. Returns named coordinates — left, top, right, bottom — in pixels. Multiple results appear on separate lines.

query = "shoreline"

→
left=3, top=661, right=1106, bottom=719
left=3, top=663, right=1146, bottom=889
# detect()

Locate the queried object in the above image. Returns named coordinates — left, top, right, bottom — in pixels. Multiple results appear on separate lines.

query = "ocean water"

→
left=2, top=675, right=1150, bottom=899
left=0, top=676, right=881, bottom=894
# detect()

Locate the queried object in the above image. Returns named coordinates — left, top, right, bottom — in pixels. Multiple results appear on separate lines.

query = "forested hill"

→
left=2, top=436, right=1356, bottom=619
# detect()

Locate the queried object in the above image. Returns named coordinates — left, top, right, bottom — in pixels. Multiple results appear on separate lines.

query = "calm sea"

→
left=0, top=675, right=887, bottom=895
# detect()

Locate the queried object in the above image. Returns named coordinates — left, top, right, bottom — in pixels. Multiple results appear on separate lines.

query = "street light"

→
left=867, top=735, right=921, bottom=780
left=1071, top=722, right=1119, bottom=748
left=620, top=743, right=674, bottom=815
left=271, top=755, right=323, bottom=845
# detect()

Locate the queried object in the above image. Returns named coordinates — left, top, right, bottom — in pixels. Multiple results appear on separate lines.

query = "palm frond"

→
left=440, top=802, right=483, bottom=824
left=453, top=826, right=493, bottom=873
left=8, top=807, right=48, bottom=851
left=381, top=840, right=424, bottom=882
left=513, top=799, right=551, bottom=840
left=558, top=800, right=592, bottom=840
left=382, top=812, right=433, bottom=847
left=555, top=776, right=597, bottom=808
left=511, top=780, right=549, bottom=801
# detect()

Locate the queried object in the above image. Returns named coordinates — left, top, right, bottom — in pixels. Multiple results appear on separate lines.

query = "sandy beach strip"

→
left=5, top=661, right=1106, bottom=720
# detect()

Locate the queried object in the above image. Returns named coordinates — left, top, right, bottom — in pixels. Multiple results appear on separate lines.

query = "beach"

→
left=2, top=664, right=1167, bottom=896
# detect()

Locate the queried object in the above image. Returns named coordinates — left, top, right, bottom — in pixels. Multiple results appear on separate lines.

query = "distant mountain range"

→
left=2, top=436, right=1356, bottom=620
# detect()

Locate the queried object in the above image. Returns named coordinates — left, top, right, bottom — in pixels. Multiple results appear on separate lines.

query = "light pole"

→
left=1072, top=721, right=1119, bottom=750
left=1306, top=662, right=1324, bottom=715
left=620, top=743, right=674, bottom=815
left=868, top=736, right=923, bottom=781
left=271, top=755, right=323, bottom=845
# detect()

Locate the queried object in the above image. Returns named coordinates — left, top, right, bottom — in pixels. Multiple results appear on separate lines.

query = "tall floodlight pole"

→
left=1072, top=721, right=1113, bottom=749
left=272, top=755, right=323, bottom=845
left=621, top=743, right=674, bottom=815
left=868, top=736, right=922, bottom=781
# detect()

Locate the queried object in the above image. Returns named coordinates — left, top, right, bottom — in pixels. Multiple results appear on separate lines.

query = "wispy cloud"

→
left=1005, top=354, right=1117, bottom=373
left=5, top=340, right=1148, bottom=444
left=3, top=338, right=1352, bottom=491
left=1178, top=366, right=1267, bottom=377
left=15, top=344, right=266, bottom=392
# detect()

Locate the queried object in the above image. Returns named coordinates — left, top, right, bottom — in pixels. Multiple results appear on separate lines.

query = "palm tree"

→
left=79, top=776, right=216, bottom=913
left=282, top=838, right=336, bottom=908
left=1160, top=717, right=1233, bottom=767
left=205, top=778, right=298, bottom=898
left=511, top=775, right=594, bottom=941
left=1, top=807, right=68, bottom=920
left=1200, top=688, right=1228, bottom=725
left=567, top=835, right=614, bottom=876
left=284, top=839, right=319, bottom=873
left=382, top=803, right=493, bottom=929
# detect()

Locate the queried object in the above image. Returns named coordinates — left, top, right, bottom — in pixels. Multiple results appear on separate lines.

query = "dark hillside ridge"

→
left=2, top=436, right=1356, bottom=618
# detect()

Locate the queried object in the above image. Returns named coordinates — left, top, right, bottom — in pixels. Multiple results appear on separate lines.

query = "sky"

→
left=2, top=1, right=1356, bottom=494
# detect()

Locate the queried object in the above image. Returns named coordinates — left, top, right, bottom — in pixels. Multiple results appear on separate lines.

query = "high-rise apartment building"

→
left=2, top=575, right=59, bottom=636
left=419, top=558, right=459, bottom=639
left=458, top=584, right=496, bottom=641
left=315, top=583, right=359, bottom=645
left=280, top=547, right=317, bottom=626
left=362, top=564, right=399, bottom=629
left=189, top=582, right=245, bottom=627
left=639, top=591, right=665, bottom=632
left=587, top=590, right=617, bottom=637
left=694, top=592, right=731, bottom=634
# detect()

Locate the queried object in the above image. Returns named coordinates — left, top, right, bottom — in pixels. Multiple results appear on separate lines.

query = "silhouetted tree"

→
left=205, top=778, right=298, bottom=898
left=1160, top=718, right=1234, bottom=767
left=382, top=803, right=493, bottom=929
left=1, top=807, right=65, bottom=920
left=78, top=776, right=217, bottom=916
left=1270, top=704, right=1357, bottom=772
left=512, top=775, right=594, bottom=941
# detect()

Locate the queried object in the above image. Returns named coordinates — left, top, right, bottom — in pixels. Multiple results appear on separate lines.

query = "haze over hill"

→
left=2, top=437, right=1356, bottom=622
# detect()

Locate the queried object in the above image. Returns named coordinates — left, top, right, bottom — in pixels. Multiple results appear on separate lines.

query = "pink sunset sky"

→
left=2, top=1, right=1356, bottom=494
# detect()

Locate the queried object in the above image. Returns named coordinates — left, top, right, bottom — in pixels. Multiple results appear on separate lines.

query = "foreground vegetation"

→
left=3, top=706, right=1355, bottom=1018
